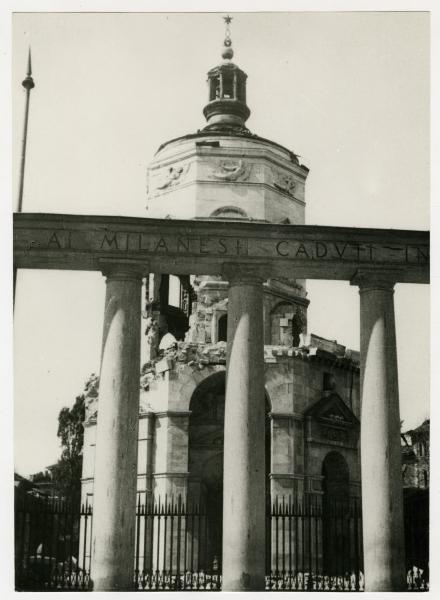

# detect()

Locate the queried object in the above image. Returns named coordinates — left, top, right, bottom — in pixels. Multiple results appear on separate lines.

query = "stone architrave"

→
left=13, top=213, right=429, bottom=285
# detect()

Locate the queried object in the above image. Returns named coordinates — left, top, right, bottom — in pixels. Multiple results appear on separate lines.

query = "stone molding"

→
left=305, top=436, right=358, bottom=450
left=268, top=412, right=303, bottom=422
left=154, top=411, right=192, bottom=419
left=269, top=473, right=305, bottom=480
left=263, top=345, right=360, bottom=370
left=147, top=178, right=306, bottom=207
left=149, top=145, right=309, bottom=182
left=139, top=411, right=154, bottom=420
left=153, top=472, right=189, bottom=479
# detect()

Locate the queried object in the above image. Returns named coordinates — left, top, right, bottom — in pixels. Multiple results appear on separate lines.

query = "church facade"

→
left=80, top=25, right=362, bottom=574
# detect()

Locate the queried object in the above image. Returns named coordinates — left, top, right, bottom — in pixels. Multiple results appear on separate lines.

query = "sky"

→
left=11, top=11, right=430, bottom=477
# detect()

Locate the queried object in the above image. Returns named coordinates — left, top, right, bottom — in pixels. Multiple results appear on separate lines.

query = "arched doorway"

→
left=188, top=371, right=271, bottom=571
left=322, top=451, right=350, bottom=575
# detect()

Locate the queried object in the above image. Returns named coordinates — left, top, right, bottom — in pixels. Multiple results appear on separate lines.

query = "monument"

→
left=13, top=15, right=429, bottom=593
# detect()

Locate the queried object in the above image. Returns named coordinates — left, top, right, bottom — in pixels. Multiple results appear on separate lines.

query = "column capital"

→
left=350, top=268, right=403, bottom=292
left=99, top=258, right=148, bottom=280
left=222, top=262, right=271, bottom=285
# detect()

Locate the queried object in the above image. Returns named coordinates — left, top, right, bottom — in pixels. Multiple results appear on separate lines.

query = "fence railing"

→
left=268, top=496, right=363, bottom=591
left=15, top=493, right=92, bottom=591
left=134, top=495, right=221, bottom=591
left=15, top=492, right=429, bottom=591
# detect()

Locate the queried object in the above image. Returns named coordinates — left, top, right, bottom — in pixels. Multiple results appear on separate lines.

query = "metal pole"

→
left=17, top=48, right=35, bottom=213
left=14, top=48, right=35, bottom=307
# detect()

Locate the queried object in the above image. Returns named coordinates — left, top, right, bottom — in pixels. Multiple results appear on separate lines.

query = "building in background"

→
left=402, top=419, right=430, bottom=490
left=401, top=419, right=429, bottom=578
left=80, top=23, right=362, bottom=574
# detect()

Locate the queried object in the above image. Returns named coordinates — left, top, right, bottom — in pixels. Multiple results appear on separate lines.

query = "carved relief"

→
left=273, top=170, right=297, bottom=195
left=150, top=163, right=190, bottom=192
left=210, top=159, right=251, bottom=181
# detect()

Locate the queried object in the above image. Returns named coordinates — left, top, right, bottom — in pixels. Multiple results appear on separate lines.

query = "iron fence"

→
left=15, top=492, right=429, bottom=591
left=134, top=495, right=221, bottom=591
left=15, top=493, right=92, bottom=591
left=268, top=496, right=363, bottom=591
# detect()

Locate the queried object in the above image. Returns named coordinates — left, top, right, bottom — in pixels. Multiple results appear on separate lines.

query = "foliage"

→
left=47, top=395, right=85, bottom=498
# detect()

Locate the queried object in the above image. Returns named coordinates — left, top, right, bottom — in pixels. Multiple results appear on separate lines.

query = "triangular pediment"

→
left=305, top=392, right=359, bottom=427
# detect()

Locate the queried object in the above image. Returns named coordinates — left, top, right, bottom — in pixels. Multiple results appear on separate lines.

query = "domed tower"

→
left=145, top=16, right=309, bottom=348
left=202, top=19, right=250, bottom=133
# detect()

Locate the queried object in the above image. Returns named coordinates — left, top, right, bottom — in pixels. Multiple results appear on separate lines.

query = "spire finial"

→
left=22, top=47, right=35, bottom=91
left=27, top=47, right=32, bottom=77
left=222, top=15, right=234, bottom=60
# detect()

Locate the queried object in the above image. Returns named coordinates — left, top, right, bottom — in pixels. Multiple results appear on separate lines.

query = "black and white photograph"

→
left=5, top=4, right=435, bottom=596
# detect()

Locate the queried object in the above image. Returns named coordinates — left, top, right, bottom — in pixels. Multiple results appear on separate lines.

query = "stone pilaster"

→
left=90, top=261, right=146, bottom=591
left=351, top=269, right=406, bottom=591
left=153, top=411, right=191, bottom=499
left=137, top=412, right=155, bottom=504
left=221, top=263, right=268, bottom=591
left=269, top=413, right=305, bottom=498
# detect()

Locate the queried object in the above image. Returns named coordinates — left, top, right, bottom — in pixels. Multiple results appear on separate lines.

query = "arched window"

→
left=218, top=314, right=227, bottom=342
left=210, top=206, right=248, bottom=220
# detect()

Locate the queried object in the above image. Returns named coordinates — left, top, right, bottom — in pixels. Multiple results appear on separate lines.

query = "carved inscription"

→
left=14, top=213, right=429, bottom=283
left=35, top=229, right=429, bottom=265
left=30, top=229, right=431, bottom=265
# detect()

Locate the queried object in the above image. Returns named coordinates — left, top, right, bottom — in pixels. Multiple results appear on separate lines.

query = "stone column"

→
left=222, top=264, right=268, bottom=591
left=351, top=270, right=406, bottom=591
left=90, top=262, right=145, bottom=591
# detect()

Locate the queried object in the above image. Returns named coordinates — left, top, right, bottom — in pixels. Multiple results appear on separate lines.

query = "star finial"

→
left=221, top=14, right=234, bottom=59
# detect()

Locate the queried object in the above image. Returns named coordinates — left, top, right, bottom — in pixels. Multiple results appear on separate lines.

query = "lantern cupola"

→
left=202, top=16, right=250, bottom=132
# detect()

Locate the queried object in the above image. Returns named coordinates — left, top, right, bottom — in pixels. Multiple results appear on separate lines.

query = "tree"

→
left=50, top=394, right=85, bottom=498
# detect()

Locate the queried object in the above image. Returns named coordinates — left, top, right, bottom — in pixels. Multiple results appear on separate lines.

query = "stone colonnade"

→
left=91, top=262, right=144, bottom=591
left=90, top=261, right=406, bottom=592
left=352, top=270, right=406, bottom=591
